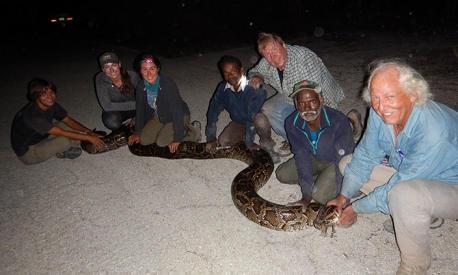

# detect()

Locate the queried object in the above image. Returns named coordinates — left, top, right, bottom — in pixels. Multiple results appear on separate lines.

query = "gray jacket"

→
left=95, top=70, right=140, bottom=112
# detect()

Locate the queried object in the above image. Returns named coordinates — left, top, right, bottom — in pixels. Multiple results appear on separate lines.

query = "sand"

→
left=1, top=30, right=457, bottom=274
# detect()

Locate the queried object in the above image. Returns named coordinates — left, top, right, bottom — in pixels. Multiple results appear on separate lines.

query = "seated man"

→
left=276, top=80, right=355, bottom=209
left=205, top=55, right=279, bottom=163
left=11, top=78, right=105, bottom=165
left=247, top=32, right=360, bottom=156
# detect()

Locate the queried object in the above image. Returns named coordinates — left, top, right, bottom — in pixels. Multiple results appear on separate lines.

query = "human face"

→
left=261, top=41, right=287, bottom=71
left=102, top=62, right=122, bottom=80
left=222, top=62, right=244, bottom=90
left=296, top=89, right=323, bottom=122
left=370, top=66, right=417, bottom=132
left=140, top=62, right=159, bottom=85
left=36, top=88, right=56, bottom=110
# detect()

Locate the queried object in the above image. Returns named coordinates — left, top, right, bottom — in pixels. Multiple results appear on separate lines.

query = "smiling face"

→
left=140, top=62, right=160, bottom=85
left=222, top=62, right=244, bottom=91
left=296, top=89, right=323, bottom=122
left=261, top=40, right=287, bottom=71
left=101, top=62, right=122, bottom=81
left=36, top=88, right=56, bottom=110
left=370, top=66, right=417, bottom=133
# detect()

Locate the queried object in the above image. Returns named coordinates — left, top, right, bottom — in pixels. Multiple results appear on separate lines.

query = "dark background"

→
left=2, top=0, right=457, bottom=57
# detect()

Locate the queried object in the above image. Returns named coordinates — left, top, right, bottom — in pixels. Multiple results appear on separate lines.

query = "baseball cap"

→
left=289, top=80, right=322, bottom=98
left=99, top=52, right=119, bottom=66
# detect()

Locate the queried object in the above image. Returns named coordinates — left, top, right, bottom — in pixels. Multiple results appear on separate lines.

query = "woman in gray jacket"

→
left=95, top=52, right=141, bottom=130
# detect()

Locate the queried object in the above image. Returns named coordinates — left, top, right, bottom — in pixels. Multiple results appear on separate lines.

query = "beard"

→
left=300, top=106, right=322, bottom=122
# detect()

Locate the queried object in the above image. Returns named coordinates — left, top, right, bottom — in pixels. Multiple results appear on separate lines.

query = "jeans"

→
left=102, top=110, right=136, bottom=130
left=261, top=93, right=295, bottom=141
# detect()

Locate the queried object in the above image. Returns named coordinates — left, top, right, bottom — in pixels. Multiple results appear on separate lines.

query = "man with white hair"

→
left=328, top=58, right=458, bottom=275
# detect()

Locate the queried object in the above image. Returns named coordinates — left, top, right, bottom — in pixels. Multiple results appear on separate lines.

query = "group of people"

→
left=11, top=32, right=458, bottom=274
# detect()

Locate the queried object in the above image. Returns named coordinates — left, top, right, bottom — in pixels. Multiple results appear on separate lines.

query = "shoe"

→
left=277, top=141, right=291, bottom=157
left=396, top=260, right=428, bottom=275
left=383, top=217, right=444, bottom=234
left=264, top=147, right=281, bottom=164
left=346, top=109, right=363, bottom=143
left=191, top=120, right=202, bottom=142
left=56, top=147, right=83, bottom=159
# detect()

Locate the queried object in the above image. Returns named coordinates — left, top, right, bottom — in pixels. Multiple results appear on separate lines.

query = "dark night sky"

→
left=2, top=0, right=457, bottom=57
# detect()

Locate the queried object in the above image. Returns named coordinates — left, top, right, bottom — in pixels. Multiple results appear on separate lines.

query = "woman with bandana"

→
left=128, top=53, right=201, bottom=153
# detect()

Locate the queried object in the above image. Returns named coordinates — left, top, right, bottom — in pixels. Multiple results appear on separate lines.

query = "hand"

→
left=128, top=134, right=140, bottom=146
left=86, top=130, right=104, bottom=138
left=168, top=141, right=180, bottom=153
left=248, top=75, right=264, bottom=89
left=88, top=136, right=105, bottom=150
left=337, top=205, right=358, bottom=228
left=247, top=144, right=261, bottom=151
left=327, top=194, right=350, bottom=215
left=205, top=140, right=217, bottom=154
left=127, top=119, right=135, bottom=126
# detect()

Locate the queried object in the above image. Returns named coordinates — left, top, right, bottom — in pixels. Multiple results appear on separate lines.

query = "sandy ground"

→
left=1, top=30, right=458, bottom=275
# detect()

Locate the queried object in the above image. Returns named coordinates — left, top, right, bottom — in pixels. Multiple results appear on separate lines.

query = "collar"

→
left=224, top=75, right=247, bottom=92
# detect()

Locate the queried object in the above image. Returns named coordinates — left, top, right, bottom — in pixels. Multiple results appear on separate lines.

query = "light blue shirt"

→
left=341, top=100, right=458, bottom=214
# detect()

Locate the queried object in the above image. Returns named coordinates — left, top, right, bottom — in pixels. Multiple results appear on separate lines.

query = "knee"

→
left=388, top=181, right=423, bottom=212
left=253, top=113, right=271, bottom=128
left=217, top=135, right=232, bottom=147
left=275, top=163, right=296, bottom=184
left=338, top=154, right=353, bottom=175
left=102, top=112, right=122, bottom=130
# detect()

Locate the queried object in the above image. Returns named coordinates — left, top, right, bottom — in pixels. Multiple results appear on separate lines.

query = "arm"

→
left=244, top=88, right=267, bottom=148
left=205, top=84, right=226, bottom=143
left=163, top=79, right=185, bottom=142
left=353, top=139, right=458, bottom=215
left=247, top=59, right=272, bottom=89
left=50, top=116, right=104, bottom=149
left=332, top=114, right=356, bottom=195
left=287, top=119, right=314, bottom=199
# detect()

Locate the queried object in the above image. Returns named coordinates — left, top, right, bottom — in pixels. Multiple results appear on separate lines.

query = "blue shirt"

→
left=342, top=100, right=458, bottom=214
left=205, top=76, right=267, bottom=147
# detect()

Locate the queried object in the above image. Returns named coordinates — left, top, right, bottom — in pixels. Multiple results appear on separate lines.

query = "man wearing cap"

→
left=248, top=33, right=361, bottom=157
left=95, top=52, right=140, bottom=131
left=275, top=80, right=355, bottom=209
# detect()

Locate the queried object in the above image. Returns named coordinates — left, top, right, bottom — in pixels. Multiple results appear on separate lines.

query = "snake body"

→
left=82, top=124, right=339, bottom=235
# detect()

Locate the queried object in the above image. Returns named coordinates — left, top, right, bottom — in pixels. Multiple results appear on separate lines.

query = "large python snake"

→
left=82, top=124, right=340, bottom=236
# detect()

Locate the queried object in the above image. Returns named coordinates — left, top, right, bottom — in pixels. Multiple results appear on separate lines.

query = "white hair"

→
left=362, top=58, right=433, bottom=105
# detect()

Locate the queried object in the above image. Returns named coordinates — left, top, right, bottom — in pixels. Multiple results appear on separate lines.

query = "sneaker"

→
left=346, top=109, right=363, bottom=143
left=56, top=147, right=83, bottom=159
left=277, top=141, right=291, bottom=157
left=264, top=147, right=281, bottom=164
left=383, top=217, right=444, bottom=234
left=396, top=260, right=428, bottom=275
left=190, top=120, right=202, bottom=142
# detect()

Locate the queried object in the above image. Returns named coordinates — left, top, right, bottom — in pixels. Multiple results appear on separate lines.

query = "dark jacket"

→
left=205, top=78, right=266, bottom=147
left=135, top=75, right=190, bottom=142
left=286, top=106, right=355, bottom=198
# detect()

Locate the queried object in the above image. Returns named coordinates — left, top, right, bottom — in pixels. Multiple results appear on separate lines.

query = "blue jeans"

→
left=261, top=93, right=295, bottom=141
